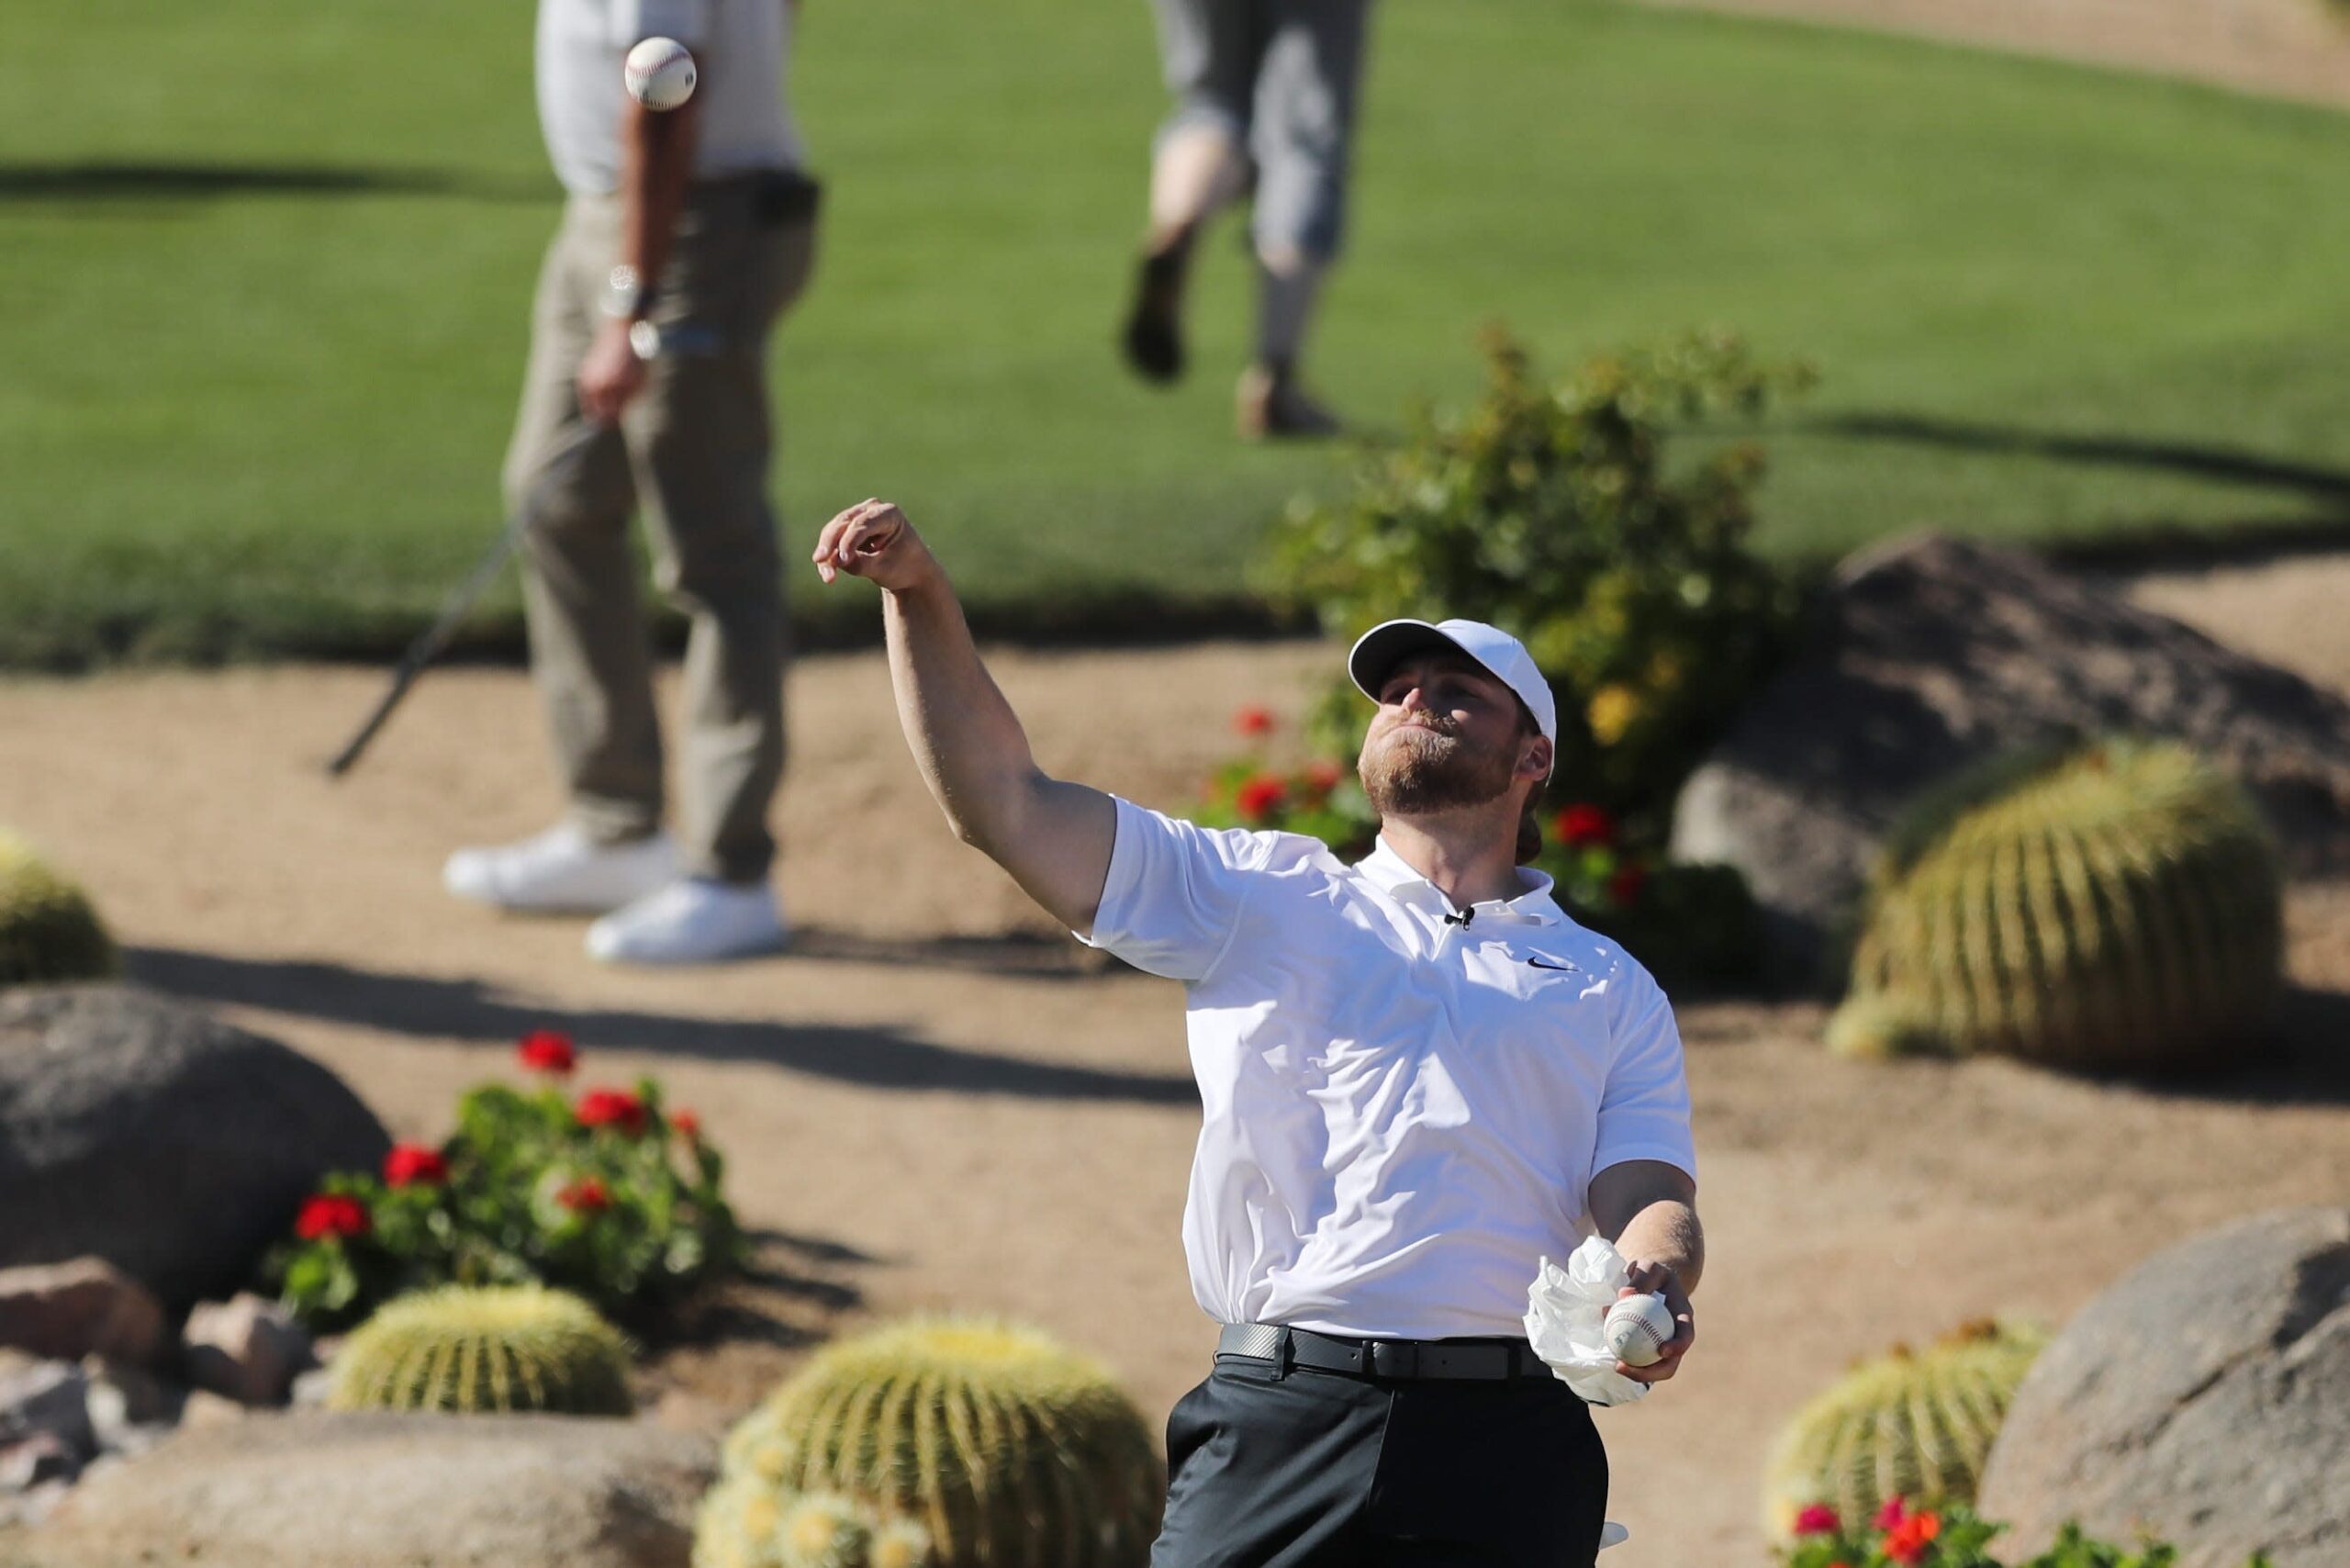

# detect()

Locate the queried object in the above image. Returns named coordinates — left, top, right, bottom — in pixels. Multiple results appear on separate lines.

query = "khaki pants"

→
left=502, top=173, right=818, bottom=885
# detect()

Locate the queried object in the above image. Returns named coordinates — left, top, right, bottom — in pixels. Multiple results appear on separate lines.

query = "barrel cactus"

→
left=694, top=1316, right=1162, bottom=1568
left=1830, top=738, right=2282, bottom=1072
left=327, top=1283, right=635, bottom=1416
left=0, top=831, right=117, bottom=988
left=1762, top=1317, right=2047, bottom=1543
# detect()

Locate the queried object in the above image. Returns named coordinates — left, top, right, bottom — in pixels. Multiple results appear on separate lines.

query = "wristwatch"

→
left=627, top=319, right=663, bottom=360
left=601, top=263, right=659, bottom=321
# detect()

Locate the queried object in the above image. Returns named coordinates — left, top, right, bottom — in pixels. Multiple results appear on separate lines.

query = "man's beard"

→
left=1360, top=720, right=1517, bottom=818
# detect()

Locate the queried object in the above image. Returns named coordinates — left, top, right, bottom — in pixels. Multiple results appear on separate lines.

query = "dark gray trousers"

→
left=1152, top=1358, right=1610, bottom=1566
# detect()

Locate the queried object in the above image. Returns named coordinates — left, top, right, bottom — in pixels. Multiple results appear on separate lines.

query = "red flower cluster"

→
left=383, top=1144, right=450, bottom=1188
left=1876, top=1498, right=1942, bottom=1564
left=1792, top=1504, right=1841, bottom=1537
left=518, top=1029, right=576, bottom=1076
left=1608, top=862, right=1648, bottom=907
left=1554, top=803, right=1614, bottom=847
left=576, top=1088, right=650, bottom=1137
left=1301, top=759, right=1346, bottom=796
left=295, top=1193, right=370, bottom=1241
left=557, top=1176, right=612, bottom=1213
left=1233, top=706, right=1276, bottom=737
left=1235, top=774, right=1288, bottom=823
left=670, top=1109, right=701, bottom=1141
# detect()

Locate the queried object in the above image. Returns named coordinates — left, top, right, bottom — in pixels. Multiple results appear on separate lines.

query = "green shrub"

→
left=1764, top=1318, right=2047, bottom=1546
left=0, top=831, right=117, bottom=988
left=1830, top=739, right=2283, bottom=1072
left=696, top=1316, right=1161, bottom=1568
left=1259, top=327, right=1809, bottom=833
left=1777, top=1497, right=2277, bottom=1567
left=327, top=1282, right=635, bottom=1416
left=264, top=1031, right=742, bottom=1332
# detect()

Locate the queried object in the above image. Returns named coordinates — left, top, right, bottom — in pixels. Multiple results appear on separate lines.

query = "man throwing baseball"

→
left=442, top=0, right=821, bottom=963
left=814, top=498, right=1703, bottom=1566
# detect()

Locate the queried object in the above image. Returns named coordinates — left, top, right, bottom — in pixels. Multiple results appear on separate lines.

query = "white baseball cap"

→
left=1347, top=618, right=1558, bottom=778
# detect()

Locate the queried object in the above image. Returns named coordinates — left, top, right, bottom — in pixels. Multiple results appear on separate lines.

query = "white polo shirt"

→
left=536, top=0, right=805, bottom=197
left=1080, top=798, right=1697, bottom=1341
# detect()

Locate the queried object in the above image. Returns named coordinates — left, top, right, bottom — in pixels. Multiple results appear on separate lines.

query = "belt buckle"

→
left=1369, top=1339, right=1416, bottom=1378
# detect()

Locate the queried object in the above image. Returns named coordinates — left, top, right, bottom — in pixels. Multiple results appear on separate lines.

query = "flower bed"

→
left=264, top=1030, right=742, bottom=1333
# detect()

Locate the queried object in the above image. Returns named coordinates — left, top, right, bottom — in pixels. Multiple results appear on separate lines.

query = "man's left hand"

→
left=578, top=318, right=649, bottom=424
left=1614, top=1260, right=1695, bottom=1385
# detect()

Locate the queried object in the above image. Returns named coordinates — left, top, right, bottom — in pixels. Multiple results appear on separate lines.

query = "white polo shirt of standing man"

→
left=811, top=498, right=1704, bottom=1568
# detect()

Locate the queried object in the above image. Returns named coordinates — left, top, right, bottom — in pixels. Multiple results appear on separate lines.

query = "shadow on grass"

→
left=123, top=945, right=1198, bottom=1107
left=1817, top=412, right=2350, bottom=566
left=0, top=160, right=552, bottom=206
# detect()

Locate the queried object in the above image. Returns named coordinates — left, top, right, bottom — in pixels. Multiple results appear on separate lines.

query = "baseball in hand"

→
left=623, top=38, right=698, bottom=111
left=1603, top=1293, right=1675, bottom=1368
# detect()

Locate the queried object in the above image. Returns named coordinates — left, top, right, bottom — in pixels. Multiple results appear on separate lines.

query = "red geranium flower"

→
left=295, top=1193, right=371, bottom=1241
left=1874, top=1496, right=1909, bottom=1531
left=1235, top=774, right=1287, bottom=824
left=1883, top=1512, right=1941, bottom=1564
left=557, top=1177, right=611, bottom=1213
left=1792, top=1504, right=1841, bottom=1537
left=382, top=1144, right=449, bottom=1188
left=1554, top=803, right=1614, bottom=847
left=1233, top=706, right=1276, bottom=737
left=1301, top=759, right=1346, bottom=798
left=671, top=1109, right=701, bottom=1140
left=1608, top=862, right=1649, bottom=907
left=576, top=1089, right=649, bottom=1137
left=518, top=1029, right=576, bottom=1076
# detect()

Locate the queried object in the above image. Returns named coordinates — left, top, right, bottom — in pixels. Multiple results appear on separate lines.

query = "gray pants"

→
left=1149, top=0, right=1374, bottom=263
left=502, top=174, right=818, bottom=885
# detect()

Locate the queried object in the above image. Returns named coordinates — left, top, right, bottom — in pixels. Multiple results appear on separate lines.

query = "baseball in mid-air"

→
left=623, top=37, right=698, bottom=111
left=1603, top=1293, right=1676, bottom=1369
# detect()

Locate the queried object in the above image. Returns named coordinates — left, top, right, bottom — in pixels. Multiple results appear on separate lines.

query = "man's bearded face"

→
left=1358, top=656, right=1523, bottom=818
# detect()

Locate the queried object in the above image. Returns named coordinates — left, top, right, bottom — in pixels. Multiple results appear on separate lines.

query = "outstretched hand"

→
left=811, top=498, right=940, bottom=593
left=1614, top=1260, right=1695, bottom=1385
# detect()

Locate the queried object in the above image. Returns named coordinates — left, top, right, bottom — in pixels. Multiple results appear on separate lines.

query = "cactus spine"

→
left=694, top=1316, right=1161, bottom=1568
left=0, top=832, right=117, bottom=988
left=1762, top=1317, right=2046, bottom=1542
left=327, top=1283, right=635, bottom=1416
left=1830, top=740, right=2282, bottom=1071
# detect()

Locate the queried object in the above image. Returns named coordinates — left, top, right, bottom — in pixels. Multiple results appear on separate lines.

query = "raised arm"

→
left=812, top=500, right=1117, bottom=931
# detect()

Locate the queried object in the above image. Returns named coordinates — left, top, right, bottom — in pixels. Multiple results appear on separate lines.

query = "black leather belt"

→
left=1215, top=1323, right=1550, bottom=1383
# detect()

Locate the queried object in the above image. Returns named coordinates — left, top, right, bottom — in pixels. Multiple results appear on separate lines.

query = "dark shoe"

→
left=1236, top=365, right=1342, bottom=441
left=1121, top=242, right=1192, bottom=385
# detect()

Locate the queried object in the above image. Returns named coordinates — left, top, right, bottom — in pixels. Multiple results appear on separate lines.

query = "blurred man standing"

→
left=1121, top=0, right=1375, bottom=440
left=443, top=0, right=821, bottom=964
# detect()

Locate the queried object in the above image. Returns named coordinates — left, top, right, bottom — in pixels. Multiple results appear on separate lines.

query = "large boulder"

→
left=20, top=1410, right=716, bottom=1568
left=1671, top=534, right=2350, bottom=978
left=1975, top=1206, right=2350, bottom=1567
left=0, top=986, right=389, bottom=1310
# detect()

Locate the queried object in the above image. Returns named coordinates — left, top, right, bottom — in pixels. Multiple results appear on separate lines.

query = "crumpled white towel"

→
left=1524, top=1235, right=1652, bottom=1408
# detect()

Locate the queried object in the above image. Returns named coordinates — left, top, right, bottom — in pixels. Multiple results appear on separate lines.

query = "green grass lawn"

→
left=7, top=0, right=2350, bottom=667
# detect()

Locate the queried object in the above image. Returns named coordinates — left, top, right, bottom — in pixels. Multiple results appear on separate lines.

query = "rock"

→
left=1976, top=1205, right=2350, bottom=1567
left=288, top=1365, right=334, bottom=1409
left=0, top=1363, right=91, bottom=1457
left=1670, top=534, right=2350, bottom=978
left=0, top=985, right=389, bottom=1309
left=0, top=1260, right=166, bottom=1366
left=23, top=1410, right=718, bottom=1568
left=176, top=1390, right=247, bottom=1431
left=183, top=1294, right=310, bottom=1406
left=0, top=1432, right=80, bottom=1492
left=5, top=1477, right=74, bottom=1531
left=81, top=1357, right=182, bottom=1450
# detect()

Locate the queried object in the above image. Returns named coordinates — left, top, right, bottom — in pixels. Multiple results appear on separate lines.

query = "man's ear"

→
left=1519, top=733, right=1553, bottom=782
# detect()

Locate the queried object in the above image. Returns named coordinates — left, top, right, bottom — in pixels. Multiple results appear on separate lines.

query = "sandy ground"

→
left=2, top=554, right=2346, bottom=1564
left=1641, top=0, right=2350, bottom=110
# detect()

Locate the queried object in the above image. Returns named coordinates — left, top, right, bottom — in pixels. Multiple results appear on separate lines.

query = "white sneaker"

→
left=584, top=878, right=789, bottom=965
left=442, top=823, right=681, bottom=914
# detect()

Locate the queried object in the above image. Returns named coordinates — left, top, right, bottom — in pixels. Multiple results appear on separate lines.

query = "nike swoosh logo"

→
left=1526, top=957, right=1581, bottom=973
